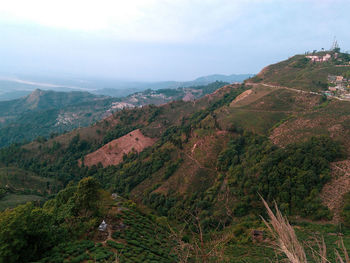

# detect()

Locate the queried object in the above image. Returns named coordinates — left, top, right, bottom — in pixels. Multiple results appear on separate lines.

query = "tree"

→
left=73, top=177, right=101, bottom=217
left=0, top=203, right=60, bottom=263
left=0, top=177, right=104, bottom=263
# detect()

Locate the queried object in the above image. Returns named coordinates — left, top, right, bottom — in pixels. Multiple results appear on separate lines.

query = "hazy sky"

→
left=0, top=0, right=349, bottom=81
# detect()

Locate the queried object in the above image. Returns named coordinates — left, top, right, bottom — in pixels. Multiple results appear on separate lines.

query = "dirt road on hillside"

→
left=246, top=82, right=345, bottom=101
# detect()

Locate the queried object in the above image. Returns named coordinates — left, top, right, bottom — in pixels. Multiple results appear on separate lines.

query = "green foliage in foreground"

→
left=30, top=201, right=175, bottom=263
left=36, top=241, right=115, bottom=263
left=0, top=177, right=102, bottom=263
left=0, top=134, right=347, bottom=262
left=0, top=176, right=175, bottom=263
left=0, top=202, right=60, bottom=263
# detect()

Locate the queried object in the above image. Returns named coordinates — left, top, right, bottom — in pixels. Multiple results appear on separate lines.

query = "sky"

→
left=0, top=0, right=349, bottom=81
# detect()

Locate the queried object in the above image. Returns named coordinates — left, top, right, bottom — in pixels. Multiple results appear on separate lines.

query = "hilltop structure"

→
left=305, top=39, right=343, bottom=63
left=306, top=53, right=332, bottom=62
left=331, top=38, right=340, bottom=51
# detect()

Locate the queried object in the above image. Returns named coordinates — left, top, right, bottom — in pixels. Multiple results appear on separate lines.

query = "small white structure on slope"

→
left=98, top=220, right=108, bottom=231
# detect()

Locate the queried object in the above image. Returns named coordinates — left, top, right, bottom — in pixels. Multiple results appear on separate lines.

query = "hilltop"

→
left=236, top=52, right=350, bottom=149
left=250, top=51, right=350, bottom=92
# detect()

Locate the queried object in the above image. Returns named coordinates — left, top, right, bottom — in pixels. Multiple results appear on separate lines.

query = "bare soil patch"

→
left=230, top=85, right=274, bottom=108
left=82, top=129, right=156, bottom=167
left=230, top=89, right=252, bottom=106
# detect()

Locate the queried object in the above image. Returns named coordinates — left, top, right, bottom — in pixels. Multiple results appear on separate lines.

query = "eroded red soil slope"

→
left=82, top=129, right=156, bottom=167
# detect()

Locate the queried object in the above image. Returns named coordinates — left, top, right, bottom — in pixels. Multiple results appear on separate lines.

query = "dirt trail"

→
left=191, top=142, right=198, bottom=154
left=102, top=226, right=113, bottom=245
left=246, top=82, right=345, bottom=101
left=320, top=160, right=350, bottom=223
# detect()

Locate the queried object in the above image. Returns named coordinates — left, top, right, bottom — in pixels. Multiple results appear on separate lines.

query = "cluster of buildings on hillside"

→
left=305, top=52, right=350, bottom=65
left=306, top=53, right=332, bottom=62
left=325, top=74, right=350, bottom=99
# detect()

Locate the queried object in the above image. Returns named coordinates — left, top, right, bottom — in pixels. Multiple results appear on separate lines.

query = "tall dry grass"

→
left=261, top=198, right=349, bottom=263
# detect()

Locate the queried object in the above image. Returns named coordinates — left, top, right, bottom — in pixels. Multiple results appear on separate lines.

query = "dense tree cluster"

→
left=143, top=134, right=343, bottom=229
left=219, top=134, right=342, bottom=219
left=0, top=177, right=102, bottom=263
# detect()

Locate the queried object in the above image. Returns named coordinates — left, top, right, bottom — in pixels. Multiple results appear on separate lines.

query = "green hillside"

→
left=2, top=54, right=350, bottom=262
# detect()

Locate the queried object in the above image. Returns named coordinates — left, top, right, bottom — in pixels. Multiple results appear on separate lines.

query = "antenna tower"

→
left=331, top=37, right=339, bottom=51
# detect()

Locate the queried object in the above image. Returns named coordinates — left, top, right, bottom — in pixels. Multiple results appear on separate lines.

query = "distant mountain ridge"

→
left=0, top=73, right=254, bottom=100
left=0, top=89, right=106, bottom=117
left=0, top=81, right=229, bottom=147
left=93, top=74, right=253, bottom=97
left=193, top=74, right=253, bottom=83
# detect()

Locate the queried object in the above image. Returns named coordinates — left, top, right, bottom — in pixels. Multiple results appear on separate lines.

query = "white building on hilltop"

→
left=306, top=53, right=332, bottom=62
